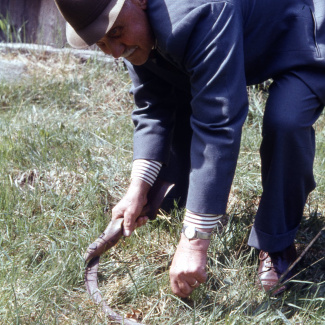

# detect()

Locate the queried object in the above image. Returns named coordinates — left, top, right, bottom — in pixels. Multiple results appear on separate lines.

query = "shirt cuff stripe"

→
left=184, top=209, right=223, bottom=229
left=131, top=159, right=162, bottom=186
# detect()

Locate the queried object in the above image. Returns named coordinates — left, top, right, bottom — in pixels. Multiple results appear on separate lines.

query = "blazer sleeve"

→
left=125, top=61, right=178, bottom=165
left=176, top=2, right=249, bottom=214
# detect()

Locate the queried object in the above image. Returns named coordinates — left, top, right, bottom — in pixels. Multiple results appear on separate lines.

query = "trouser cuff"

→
left=248, top=225, right=299, bottom=253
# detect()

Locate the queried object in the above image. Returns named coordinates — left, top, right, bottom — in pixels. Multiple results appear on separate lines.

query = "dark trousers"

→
left=160, top=73, right=323, bottom=253
left=248, top=73, right=324, bottom=252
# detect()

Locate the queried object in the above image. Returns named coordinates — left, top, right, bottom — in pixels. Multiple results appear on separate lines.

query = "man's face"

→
left=96, top=0, right=154, bottom=65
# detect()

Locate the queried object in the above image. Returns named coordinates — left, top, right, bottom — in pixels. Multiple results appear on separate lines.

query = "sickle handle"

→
left=84, top=179, right=174, bottom=262
left=84, top=218, right=124, bottom=263
left=139, top=178, right=174, bottom=220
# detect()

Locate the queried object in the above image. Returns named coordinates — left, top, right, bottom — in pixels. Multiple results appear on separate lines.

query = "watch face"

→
left=184, top=226, right=196, bottom=239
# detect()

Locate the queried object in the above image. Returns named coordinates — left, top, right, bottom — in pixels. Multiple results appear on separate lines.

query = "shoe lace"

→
left=259, top=251, right=281, bottom=274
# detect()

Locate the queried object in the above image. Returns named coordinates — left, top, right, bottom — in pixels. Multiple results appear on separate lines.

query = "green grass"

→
left=0, top=13, right=27, bottom=43
left=0, top=48, right=324, bottom=324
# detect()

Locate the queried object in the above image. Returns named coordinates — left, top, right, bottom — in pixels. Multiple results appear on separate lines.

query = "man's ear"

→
left=133, top=0, right=147, bottom=10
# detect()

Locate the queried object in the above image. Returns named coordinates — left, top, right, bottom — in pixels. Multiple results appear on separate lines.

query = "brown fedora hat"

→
left=55, top=0, right=126, bottom=49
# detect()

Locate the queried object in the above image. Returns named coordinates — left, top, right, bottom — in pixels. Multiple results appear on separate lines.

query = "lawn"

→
left=0, top=47, right=324, bottom=324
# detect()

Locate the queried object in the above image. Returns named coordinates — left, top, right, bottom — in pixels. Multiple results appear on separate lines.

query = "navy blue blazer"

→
left=125, top=0, right=325, bottom=214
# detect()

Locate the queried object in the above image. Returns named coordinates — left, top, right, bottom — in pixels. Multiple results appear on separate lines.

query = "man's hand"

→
left=169, top=233, right=210, bottom=298
left=112, top=178, right=151, bottom=236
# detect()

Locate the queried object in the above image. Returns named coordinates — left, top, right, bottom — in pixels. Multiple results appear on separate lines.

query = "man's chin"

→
left=125, top=53, right=150, bottom=66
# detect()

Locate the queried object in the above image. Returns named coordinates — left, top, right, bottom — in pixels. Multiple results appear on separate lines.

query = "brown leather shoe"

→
left=257, top=244, right=297, bottom=295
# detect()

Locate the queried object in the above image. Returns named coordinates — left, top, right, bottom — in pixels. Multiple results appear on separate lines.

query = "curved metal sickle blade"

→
left=84, top=179, right=174, bottom=324
left=85, top=220, right=143, bottom=324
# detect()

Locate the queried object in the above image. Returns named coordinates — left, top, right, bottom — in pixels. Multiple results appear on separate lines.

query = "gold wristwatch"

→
left=182, top=225, right=212, bottom=240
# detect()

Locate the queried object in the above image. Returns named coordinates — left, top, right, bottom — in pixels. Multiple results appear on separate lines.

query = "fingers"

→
left=170, top=259, right=207, bottom=297
left=122, top=212, right=135, bottom=237
left=123, top=213, right=148, bottom=236
left=112, top=202, right=148, bottom=236
left=111, top=200, right=144, bottom=236
left=123, top=207, right=140, bottom=235
left=171, top=272, right=206, bottom=297
left=111, top=179, right=150, bottom=237
left=169, top=239, right=208, bottom=297
left=135, top=216, right=148, bottom=229
left=170, top=274, right=204, bottom=298
left=171, top=280, right=192, bottom=298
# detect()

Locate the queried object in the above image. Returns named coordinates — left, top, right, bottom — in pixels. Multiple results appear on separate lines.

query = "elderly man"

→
left=55, top=0, right=325, bottom=297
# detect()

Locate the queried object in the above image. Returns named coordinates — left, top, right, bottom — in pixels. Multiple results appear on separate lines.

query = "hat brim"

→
left=66, top=23, right=89, bottom=49
left=66, top=0, right=125, bottom=49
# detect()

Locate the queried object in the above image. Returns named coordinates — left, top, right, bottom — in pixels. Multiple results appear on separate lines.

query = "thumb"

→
left=123, top=227, right=132, bottom=237
left=123, top=211, right=136, bottom=237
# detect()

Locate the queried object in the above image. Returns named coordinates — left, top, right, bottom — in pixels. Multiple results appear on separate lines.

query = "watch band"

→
left=182, top=225, right=212, bottom=240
